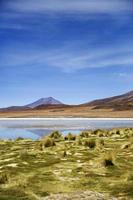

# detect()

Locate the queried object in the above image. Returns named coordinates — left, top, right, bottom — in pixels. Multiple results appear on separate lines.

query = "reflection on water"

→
left=0, top=128, right=39, bottom=140
left=0, top=128, right=83, bottom=140
left=0, top=118, right=133, bottom=139
left=29, top=129, right=83, bottom=137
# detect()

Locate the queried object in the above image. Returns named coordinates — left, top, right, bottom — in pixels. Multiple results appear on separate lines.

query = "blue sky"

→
left=0, top=0, right=133, bottom=107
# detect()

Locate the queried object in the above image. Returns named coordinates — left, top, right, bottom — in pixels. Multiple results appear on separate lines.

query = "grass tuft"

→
left=41, top=137, right=56, bottom=148
left=49, top=131, right=62, bottom=139
left=0, top=172, right=9, bottom=184
left=83, top=139, right=96, bottom=149
left=65, top=133, right=76, bottom=141
left=102, top=153, right=115, bottom=167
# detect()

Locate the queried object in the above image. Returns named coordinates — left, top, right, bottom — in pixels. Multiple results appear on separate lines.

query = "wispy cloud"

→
left=116, top=72, right=133, bottom=82
left=5, top=0, right=132, bottom=15
left=118, top=72, right=128, bottom=77
left=44, top=46, right=133, bottom=72
left=0, top=0, right=132, bottom=32
left=0, top=24, right=27, bottom=30
left=1, top=43, right=133, bottom=73
left=1, top=0, right=132, bottom=33
left=1, top=1, right=133, bottom=72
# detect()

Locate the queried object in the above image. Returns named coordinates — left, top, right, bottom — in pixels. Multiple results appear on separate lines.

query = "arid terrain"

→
left=0, top=106, right=133, bottom=118
left=0, top=91, right=133, bottom=118
left=0, top=128, right=133, bottom=200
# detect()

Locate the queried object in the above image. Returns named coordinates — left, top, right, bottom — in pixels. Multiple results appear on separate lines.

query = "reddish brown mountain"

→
left=84, top=91, right=133, bottom=111
left=0, top=91, right=133, bottom=114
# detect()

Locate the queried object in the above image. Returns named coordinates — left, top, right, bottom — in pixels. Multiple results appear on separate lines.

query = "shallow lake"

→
left=0, top=118, right=133, bottom=140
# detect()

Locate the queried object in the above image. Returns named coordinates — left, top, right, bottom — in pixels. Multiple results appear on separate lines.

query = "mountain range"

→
left=0, top=91, right=133, bottom=117
left=84, top=91, right=133, bottom=111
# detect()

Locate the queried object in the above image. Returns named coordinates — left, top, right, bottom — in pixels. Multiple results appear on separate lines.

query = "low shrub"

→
left=93, top=129, right=103, bottom=136
left=15, top=137, right=24, bottom=141
left=98, top=138, right=104, bottom=146
left=98, top=131, right=108, bottom=137
left=0, top=172, right=8, bottom=184
left=83, top=139, right=96, bottom=149
left=49, top=131, right=62, bottom=139
left=102, top=153, right=115, bottom=167
left=80, top=131, right=90, bottom=138
left=63, top=150, right=67, bottom=157
left=65, top=133, right=76, bottom=141
left=116, top=130, right=120, bottom=135
left=43, top=137, right=56, bottom=148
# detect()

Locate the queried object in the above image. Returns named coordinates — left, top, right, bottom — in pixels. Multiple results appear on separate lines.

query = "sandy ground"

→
left=0, top=106, right=133, bottom=118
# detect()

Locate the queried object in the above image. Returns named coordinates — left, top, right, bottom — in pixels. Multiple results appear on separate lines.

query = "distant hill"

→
left=0, top=106, right=30, bottom=112
left=25, top=97, right=63, bottom=108
left=84, top=91, right=133, bottom=111
left=0, top=97, right=64, bottom=111
left=0, top=91, right=133, bottom=117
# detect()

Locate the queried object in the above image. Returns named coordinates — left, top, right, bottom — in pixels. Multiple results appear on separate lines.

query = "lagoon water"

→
left=0, top=118, right=133, bottom=140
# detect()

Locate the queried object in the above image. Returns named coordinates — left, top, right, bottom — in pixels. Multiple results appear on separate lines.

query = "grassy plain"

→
left=0, top=128, right=133, bottom=199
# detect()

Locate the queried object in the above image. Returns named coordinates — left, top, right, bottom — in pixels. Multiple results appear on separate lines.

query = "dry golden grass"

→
left=0, top=128, right=133, bottom=199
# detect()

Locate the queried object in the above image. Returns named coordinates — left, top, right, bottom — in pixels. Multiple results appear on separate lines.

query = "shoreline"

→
left=0, top=117, right=133, bottom=120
